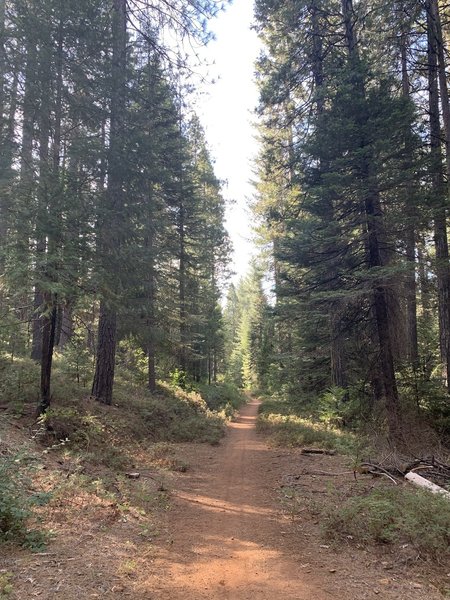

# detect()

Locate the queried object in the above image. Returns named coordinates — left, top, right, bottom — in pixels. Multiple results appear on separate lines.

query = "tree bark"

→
left=92, top=0, right=127, bottom=405
left=92, top=301, right=117, bottom=404
left=38, top=295, right=57, bottom=414
left=399, top=18, right=419, bottom=368
left=178, top=194, right=187, bottom=379
left=341, top=0, right=401, bottom=438
left=146, top=193, right=157, bottom=393
left=311, top=1, right=347, bottom=388
left=32, top=28, right=52, bottom=363
left=426, top=0, right=450, bottom=388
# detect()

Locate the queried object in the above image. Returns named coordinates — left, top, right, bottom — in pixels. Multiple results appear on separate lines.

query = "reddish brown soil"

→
left=148, top=399, right=446, bottom=599
left=1, top=399, right=447, bottom=599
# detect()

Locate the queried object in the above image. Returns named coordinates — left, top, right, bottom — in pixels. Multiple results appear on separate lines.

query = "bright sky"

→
left=194, top=0, right=261, bottom=284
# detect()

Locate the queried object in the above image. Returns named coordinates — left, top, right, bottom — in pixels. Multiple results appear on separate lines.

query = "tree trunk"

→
left=399, top=20, right=419, bottom=368
left=38, top=295, right=57, bottom=414
left=37, top=21, right=55, bottom=408
left=426, top=0, right=450, bottom=387
left=33, top=30, right=52, bottom=363
left=92, top=301, right=117, bottom=404
left=0, top=0, right=8, bottom=259
left=58, top=303, right=74, bottom=349
left=430, top=0, right=450, bottom=186
left=146, top=194, right=157, bottom=394
left=311, top=1, right=347, bottom=388
left=179, top=201, right=187, bottom=379
left=341, top=0, right=401, bottom=438
left=92, top=0, right=127, bottom=405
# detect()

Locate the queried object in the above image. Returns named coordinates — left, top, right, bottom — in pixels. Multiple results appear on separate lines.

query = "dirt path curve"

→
left=152, top=399, right=332, bottom=599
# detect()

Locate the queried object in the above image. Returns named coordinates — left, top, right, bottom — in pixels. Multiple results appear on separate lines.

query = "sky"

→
left=193, top=0, right=261, bottom=285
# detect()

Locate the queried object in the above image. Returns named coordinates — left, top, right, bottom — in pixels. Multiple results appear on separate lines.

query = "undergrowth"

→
left=34, top=382, right=226, bottom=473
left=196, top=382, right=246, bottom=418
left=0, top=572, right=13, bottom=599
left=257, top=395, right=357, bottom=454
left=323, top=486, right=450, bottom=563
left=0, top=453, right=50, bottom=550
left=0, top=355, right=244, bottom=552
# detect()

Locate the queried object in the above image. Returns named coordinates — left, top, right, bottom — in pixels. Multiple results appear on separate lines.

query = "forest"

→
left=1, top=0, right=450, bottom=598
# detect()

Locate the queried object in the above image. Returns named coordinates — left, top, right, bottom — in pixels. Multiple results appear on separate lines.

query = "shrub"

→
left=0, top=572, right=13, bottom=598
left=0, top=454, right=49, bottom=549
left=0, top=356, right=40, bottom=408
left=323, top=486, right=450, bottom=562
left=197, top=382, right=246, bottom=416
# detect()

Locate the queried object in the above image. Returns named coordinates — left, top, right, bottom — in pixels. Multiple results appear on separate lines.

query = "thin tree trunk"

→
left=430, top=0, right=450, bottom=186
left=36, top=20, right=55, bottom=410
left=399, top=20, right=419, bottom=368
left=146, top=193, right=157, bottom=394
left=33, top=33, right=52, bottom=363
left=179, top=201, right=187, bottom=378
left=426, top=0, right=450, bottom=388
left=58, top=303, right=73, bottom=349
left=0, top=0, right=8, bottom=259
left=39, top=296, right=57, bottom=413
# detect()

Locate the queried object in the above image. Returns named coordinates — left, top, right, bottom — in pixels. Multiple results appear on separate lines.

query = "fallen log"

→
left=405, top=471, right=450, bottom=499
left=301, top=448, right=336, bottom=456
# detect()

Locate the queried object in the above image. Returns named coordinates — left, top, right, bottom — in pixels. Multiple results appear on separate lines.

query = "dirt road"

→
left=150, top=399, right=444, bottom=600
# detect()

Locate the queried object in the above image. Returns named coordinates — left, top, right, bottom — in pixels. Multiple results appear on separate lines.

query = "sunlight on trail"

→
left=176, top=491, right=275, bottom=517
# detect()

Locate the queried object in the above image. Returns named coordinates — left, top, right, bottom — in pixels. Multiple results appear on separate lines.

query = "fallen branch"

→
left=303, top=470, right=354, bottom=477
left=360, top=463, right=400, bottom=485
left=301, top=448, right=336, bottom=456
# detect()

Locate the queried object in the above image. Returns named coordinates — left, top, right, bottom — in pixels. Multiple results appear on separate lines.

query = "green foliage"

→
left=257, top=393, right=357, bottom=453
left=42, top=407, right=104, bottom=447
left=136, top=384, right=225, bottom=445
left=318, top=386, right=348, bottom=427
left=169, top=368, right=187, bottom=390
left=0, top=572, right=13, bottom=599
left=397, top=370, right=450, bottom=440
left=58, top=333, right=93, bottom=387
left=196, top=382, right=246, bottom=417
left=223, top=264, right=272, bottom=390
left=116, top=338, right=147, bottom=382
left=0, top=356, right=40, bottom=408
left=0, top=454, right=49, bottom=550
left=324, top=486, right=450, bottom=562
left=257, top=411, right=356, bottom=453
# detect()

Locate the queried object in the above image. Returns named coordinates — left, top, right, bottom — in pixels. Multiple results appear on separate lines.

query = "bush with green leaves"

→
left=0, top=572, right=13, bottom=598
left=0, top=356, right=40, bottom=408
left=137, top=384, right=225, bottom=445
left=0, top=454, right=50, bottom=550
left=58, top=332, right=93, bottom=387
left=318, top=386, right=348, bottom=427
left=323, top=486, right=450, bottom=562
left=197, top=382, right=246, bottom=417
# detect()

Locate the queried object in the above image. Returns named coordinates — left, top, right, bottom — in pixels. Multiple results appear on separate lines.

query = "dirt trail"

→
left=151, top=398, right=329, bottom=599
left=149, top=399, right=445, bottom=600
left=3, top=400, right=445, bottom=599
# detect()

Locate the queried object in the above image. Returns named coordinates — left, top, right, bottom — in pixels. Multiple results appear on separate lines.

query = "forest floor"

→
left=2, top=398, right=449, bottom=599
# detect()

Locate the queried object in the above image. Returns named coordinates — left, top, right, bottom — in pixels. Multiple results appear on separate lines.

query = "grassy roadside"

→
left=256, top=395, right=358, bottom=454
left=257, top=391, right=450, bottom=578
